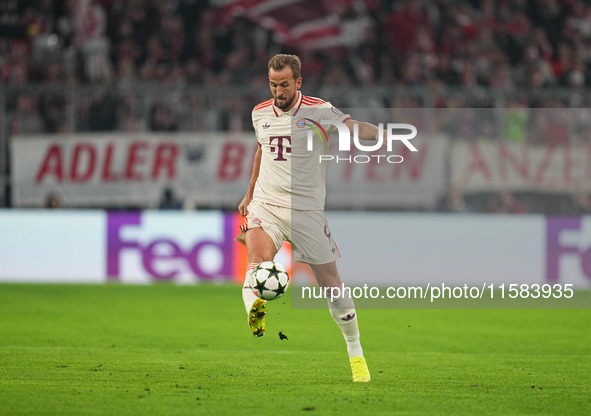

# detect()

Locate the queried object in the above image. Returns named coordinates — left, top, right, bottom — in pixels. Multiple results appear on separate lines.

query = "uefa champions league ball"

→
left=249, top=261, right=289, bottom=301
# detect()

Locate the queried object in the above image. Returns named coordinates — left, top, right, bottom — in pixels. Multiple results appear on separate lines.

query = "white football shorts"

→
left=234, top=200, right=340, bottom=265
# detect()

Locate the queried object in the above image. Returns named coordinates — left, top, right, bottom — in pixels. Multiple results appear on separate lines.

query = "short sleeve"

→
left=320, top=102, right=351, bottom=137
left=325, top=103, right=351, bottom=124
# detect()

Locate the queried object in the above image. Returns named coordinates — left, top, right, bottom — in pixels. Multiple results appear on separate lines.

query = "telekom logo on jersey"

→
left=296, top=119, right=418, bottom=164
left=269, top=136, right=291, bottom=161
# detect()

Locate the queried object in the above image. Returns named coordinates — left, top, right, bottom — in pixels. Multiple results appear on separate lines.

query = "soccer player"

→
left=236, top=54, right=379, bottom=383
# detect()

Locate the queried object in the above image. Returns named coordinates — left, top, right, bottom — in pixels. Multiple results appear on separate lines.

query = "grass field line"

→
left=0, top=345, right=301, bottom=354
left=1, top=345, right=589, bottom=360
left=369, top=351, right=591, bottom=359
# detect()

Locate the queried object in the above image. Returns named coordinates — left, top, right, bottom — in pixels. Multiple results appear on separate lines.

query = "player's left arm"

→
left=344, top=119, right=381, bottom=142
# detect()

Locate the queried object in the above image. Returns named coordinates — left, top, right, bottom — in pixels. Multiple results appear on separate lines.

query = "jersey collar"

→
left=272, top=91, right=303, bottom=117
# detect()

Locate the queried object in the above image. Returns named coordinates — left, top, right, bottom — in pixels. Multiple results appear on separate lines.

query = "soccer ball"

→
left=249, top=261, right=289, bottom=301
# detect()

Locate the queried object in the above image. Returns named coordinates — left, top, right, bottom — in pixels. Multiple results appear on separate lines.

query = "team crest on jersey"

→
left=296, top=118, right=329, bottom=142
left=331, top=106, right=344, bottom=116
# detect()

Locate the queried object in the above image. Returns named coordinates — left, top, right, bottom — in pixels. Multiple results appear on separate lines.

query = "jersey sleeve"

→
left=320, top=102, right=351, bottom=137
left=251, top=110, right=261, bottom=144
left=324, top=102, right=351, bottom=124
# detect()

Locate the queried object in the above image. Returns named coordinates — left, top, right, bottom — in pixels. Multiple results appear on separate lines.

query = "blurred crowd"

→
left=4, top=0, right=591, bottom=90
left=4, top=0, right=591, bottom=133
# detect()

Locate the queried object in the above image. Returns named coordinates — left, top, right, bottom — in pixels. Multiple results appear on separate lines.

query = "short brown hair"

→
left=268, top=54, right=301, bottom=80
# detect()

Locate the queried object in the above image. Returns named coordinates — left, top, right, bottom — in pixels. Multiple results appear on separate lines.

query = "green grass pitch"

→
left=0, top=283, right=589, bottom=416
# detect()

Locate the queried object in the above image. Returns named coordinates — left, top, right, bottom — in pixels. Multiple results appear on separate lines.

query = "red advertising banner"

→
left=451, top=142, right=591, bottom=192
left=11, top=133, right=258, bottom=208
left=11, top=133, right=447, bottom=209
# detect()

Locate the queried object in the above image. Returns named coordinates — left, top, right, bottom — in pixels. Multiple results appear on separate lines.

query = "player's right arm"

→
left=345, top=119, right=380, bottom=141
left=238, top=145, right=262, bottom=216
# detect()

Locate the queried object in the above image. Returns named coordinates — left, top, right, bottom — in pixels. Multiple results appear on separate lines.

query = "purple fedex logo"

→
left=107, top=212, right=235, bottom=281
left=546, top=217, right=591, bottom=283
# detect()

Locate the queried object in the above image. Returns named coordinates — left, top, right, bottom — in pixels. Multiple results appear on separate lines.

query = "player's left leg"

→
left=235, top=202, right=287, bottom=338
left=310, top=261, right=371, bottom=382
left=242, top=227, right=277, bottom=337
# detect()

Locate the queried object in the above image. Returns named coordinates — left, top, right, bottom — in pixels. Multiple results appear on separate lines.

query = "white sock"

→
left=242, top=263, right=260, bottom=314
left=327, top=288, right=364, bottom=358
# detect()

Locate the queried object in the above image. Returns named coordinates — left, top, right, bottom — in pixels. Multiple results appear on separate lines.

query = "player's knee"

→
left=249, top=254, right=274, bottom=264
left=245, top=229, right=277, bottom=264
left=319, top=275, right=341, bottom=288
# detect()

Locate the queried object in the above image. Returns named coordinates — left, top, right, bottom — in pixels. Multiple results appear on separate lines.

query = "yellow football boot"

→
left=350, top=356, right=371, bottom=382
left=248, top=298, right=267, bottom=337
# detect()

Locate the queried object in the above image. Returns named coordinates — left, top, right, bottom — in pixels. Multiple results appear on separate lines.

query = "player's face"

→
left=269, top=67, right=302, bottom=111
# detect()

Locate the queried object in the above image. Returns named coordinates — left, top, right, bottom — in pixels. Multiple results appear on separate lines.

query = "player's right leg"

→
left=242, top=227, right=277, bottom=337
left=310, top=261, right=370, bottom=382
left=291, top=210, right=371, bottom=382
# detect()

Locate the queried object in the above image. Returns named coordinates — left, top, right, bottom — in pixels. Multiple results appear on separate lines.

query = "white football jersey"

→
left=251, top=91, right=350, bottom=210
